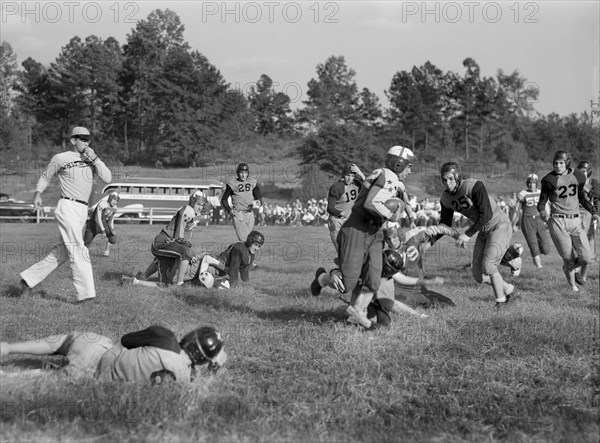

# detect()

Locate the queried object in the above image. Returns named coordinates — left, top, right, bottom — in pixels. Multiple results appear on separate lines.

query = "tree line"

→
left=1, top=8, right=597, bottom=177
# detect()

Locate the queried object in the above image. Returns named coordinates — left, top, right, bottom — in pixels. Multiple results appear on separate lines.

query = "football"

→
left=384, top=198, right=404, bottom=212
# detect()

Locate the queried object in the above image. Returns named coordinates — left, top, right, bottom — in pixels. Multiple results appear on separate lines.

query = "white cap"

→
left=70, top=126, right=90, bottom=137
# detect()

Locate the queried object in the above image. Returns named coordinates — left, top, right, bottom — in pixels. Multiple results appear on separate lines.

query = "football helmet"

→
left=108, top=192, right=120, bottom=202
left=385, top=146, right=415, bottom=174
left=198, top=271, right=214, bottom=288
left=553, top=150, right=571, bottom=168
left=342, top=163, right=354, bottom=176
left=189, top=190, right=207, bottom=207
left=180, top=326, right=223, bottom=366
left=237, top=163, right=250, bottom=176
left=440, top=162, right=462, bottom=193
left=526, top=173, right=538, bottom=184
left=577, top=160, right=592, bottom=178
left=382, top=249, right=405, bottom=278
left=245, top=230, right=265, bottom=247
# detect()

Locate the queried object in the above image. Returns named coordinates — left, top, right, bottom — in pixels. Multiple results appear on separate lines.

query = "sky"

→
left=1, top=1, right=599, bottom=117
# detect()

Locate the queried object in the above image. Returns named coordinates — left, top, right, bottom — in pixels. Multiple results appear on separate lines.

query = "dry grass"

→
left=1, top=223, right=599, bottom=442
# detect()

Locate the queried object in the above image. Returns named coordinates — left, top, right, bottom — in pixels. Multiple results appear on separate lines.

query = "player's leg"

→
left=1, top=334, right=70, bottom=357
left=547, top=218, right=578, bottom=291
left=82, top=221, right=97, bottom=248
left=571, top=219, right=593, bottom=285
left=481, top=221, right=512, bottom=304
left=59, top=203, right=96, bottom=300
left=522, top=217, right=541, bottom=268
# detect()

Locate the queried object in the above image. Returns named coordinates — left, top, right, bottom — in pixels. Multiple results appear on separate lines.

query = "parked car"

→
left=0, top=193, right=40, bottom=222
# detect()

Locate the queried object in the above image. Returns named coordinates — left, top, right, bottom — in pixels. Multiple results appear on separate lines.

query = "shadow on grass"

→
left=172, top=289, right=343, bottom=324
left=1, top=284, right=22, bottom=298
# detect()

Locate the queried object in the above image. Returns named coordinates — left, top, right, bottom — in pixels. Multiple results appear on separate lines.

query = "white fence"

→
left=0, top=207, right=210, bottom=225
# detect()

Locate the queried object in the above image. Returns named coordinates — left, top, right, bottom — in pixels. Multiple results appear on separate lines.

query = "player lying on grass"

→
left=382, top=224, right=456, bottom=309
left=133, top=231, right=265, bottom=289
left=0, top=325, right=227, bottom=384
left=124, top=253, right=230, bottom=289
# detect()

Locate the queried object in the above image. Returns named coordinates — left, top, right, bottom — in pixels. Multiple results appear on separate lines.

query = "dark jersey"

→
left=440, top=178, right=501, bottom=237
left=327, top=178, right=362, bottom=218
left=218, top=241, right=253, bottom=286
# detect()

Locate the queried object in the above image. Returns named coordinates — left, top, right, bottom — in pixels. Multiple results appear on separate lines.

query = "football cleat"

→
left=310, top=267, right=326, bottom=296
left=495, top=294, right=512, bottom=309
left=532, top=255, right=542, bottom=269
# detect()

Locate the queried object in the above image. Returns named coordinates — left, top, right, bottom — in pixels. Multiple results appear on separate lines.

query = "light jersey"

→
left=440, top=178, right=502, bottom=231
left=328, top=179, right=361, bottom=217
left=36, top=151, right=111, bottom=202
left=517, top=189, right=541, bottom=217
left=96, top=345, right=193, bottom=383
left=92, top=198, right=116, bottom=226
left=538, top=169, right=586, bottom=216
left=163, top=205, right=197, bottom=239
left=226, top=177, right=258, bottom=211
left=354, top=168, right=404, bottom=220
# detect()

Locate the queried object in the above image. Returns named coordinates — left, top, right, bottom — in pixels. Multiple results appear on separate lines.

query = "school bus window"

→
left=147, top=187, right=157, bottom=194
left=159, top=187, right=170, bottom=195
left=119, top=186, right=131, bottom=193
left=174, top=188, right=184, bottom=195
left=132, top=186, right=144, bottom=194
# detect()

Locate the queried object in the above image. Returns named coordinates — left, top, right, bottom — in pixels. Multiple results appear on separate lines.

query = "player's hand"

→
left=208, top=350, right=227, bottom=373
left=456, top=233, right=470, bottom=249
left=424, top=277, right=444, bottom=287
left=82, top=147, right=97, bottom=162
left=409, top=218, right=417, bottom=230
left=32, top=192, right=43, bottom=209
left=539, top=210, right=548, bottom=221
left=330, top=269, right=345, bottom=293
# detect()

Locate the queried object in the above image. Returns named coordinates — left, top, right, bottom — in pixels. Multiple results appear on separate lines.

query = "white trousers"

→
left=21, top=199, right=95, bottom=300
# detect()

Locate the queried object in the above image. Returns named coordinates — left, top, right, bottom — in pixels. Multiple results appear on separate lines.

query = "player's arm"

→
left=576, top=171, right=595, bottom=213
left=173, top=207, right=189, bottom=240
left=398, top=186, right=416, bottom=224
left=33, top=155, right=61, bottom=207
left=90, top=155, right=112, bottom=184
left=252, top=184, right=263, bottom=206
left=432, top=204, right=455, bottom=244
left=221, top=185, right=233, bottom=213
left=464, top=181, right=493, bottom=237
left=350, top=163, right=365, bottom=181
left=227, top=245, right=243, bottom=286
left=327, top=182, right=344, bottom=217
left=121, top=325, right=181, bottom=353
left=537, top=178, right=552, bottom=214
left=391, top=271, right=443, bottom=287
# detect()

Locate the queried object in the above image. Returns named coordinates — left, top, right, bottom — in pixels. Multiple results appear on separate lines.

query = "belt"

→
left=523, top=215, right=537, bottom=219
left=551, top=213, right=579, bottom=219
left=61, top=196, right=88, bottom=206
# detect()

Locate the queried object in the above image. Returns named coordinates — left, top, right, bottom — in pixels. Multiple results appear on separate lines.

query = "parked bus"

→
left=89, top=177, right=224, bottom=224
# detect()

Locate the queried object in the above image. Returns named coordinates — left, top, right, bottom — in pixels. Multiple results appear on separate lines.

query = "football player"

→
left=516, top=174, right=552, bottom=268
left=326, top=163, right=365, bottom=252
left=221, top=163, right=263, bottom=242
left=146, top=191, right=207, bottom=286
left=538, top=151, right=595, bottom=291
left=576, top=160, right=599, bottom=256
left=0, top=325, right=227, bottom=383
left=310, top=145, right=416, bottom=329
left=436, top=162, right=519, bottom=308
left=83, top=192, right=120, bottom=257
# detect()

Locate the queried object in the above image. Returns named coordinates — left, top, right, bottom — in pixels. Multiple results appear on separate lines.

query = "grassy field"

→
left=0, top=222, right=598, bottom=442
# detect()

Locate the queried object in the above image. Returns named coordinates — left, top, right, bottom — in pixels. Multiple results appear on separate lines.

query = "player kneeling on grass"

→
left=0, top=325, right=227, bottom=384
left=84, top=192, right=120, bottom=257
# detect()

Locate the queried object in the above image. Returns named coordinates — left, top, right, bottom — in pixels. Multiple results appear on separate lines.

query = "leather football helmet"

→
left=553, top=150, right=571, bottom=168
left=577, top=160, right=592, bottom=178
left=245, top=230, right=265, bottom=247
left=189, top=190, right=207, bottom=207
left=382, top=249, right=405, bottom=278
left=526, top=173, right=538, bottom=184
left=386, top=146, right=415, bottom=174
left=440, top=162, right=462, bottom=193
left=198, top=271, right=214, bottom=288
left=180, top=327, right=223, bottom=366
